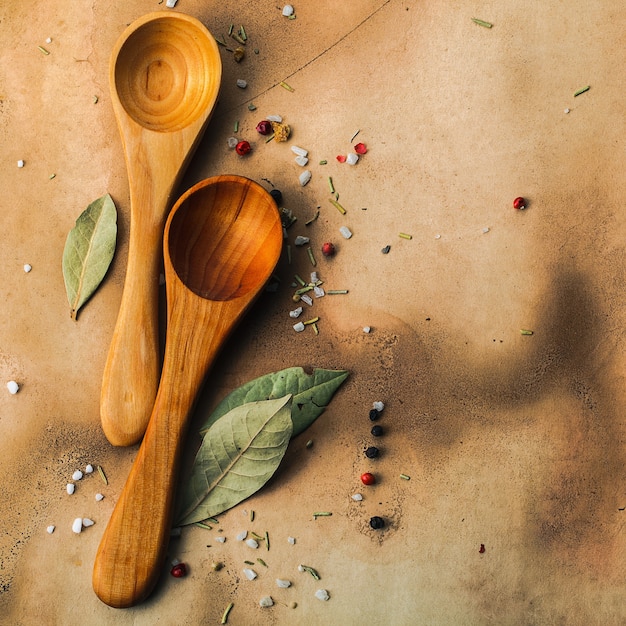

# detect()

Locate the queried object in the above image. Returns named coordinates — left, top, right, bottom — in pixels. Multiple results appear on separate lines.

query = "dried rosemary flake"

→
left=306, top=439, right=314, bottom=448
left=294, top=274, right=306, bottom=286
left=400, top=474, right=411, bottom=480
left=244, top=560, right=255, bottom=565
left=313, top=511, right=332, bottom=519
left=299, top=564, right=320, bottom=580
left=295, top=286, right=314, bottom=295
left=265, top=531, right=270, bottom=550
left=280, top=81, right=294, bottom=92
left=221, top=602, right=234, bottom=624
left=195, top=522, right=213, bottom=530
left=471, top=17, right=493, bottom=28
left=319, top=160, right=328, bottom=165
left=574, top=85, right=590, bottom=97
left=93, top=95, right=98, bottom=104
left=307, top=247, right=317, bottom=267
left=520, top=329, right=534, bottom=335
left=206, top=517, right=219, bottom=524
left=399, top=232, right=413, bottom=240
left=232, top=33, right=246, bottom=45
left=248, top=103, right=257, bottom=111
left=350, top=129, right=361, bottom=142
left=305, top=210, right=320, bottom=225
left=250, top=510, right=255, bottom=522
left=251, top=531, right=265, bottom=541
left=257, top=558, right=268, bottom=567
left=330, top=199, right=346, bottom=215
left=240, top=25, right=247, bottom=41
left=234, top=120, right=239, bottom=132
left=303, top=316, right=320, bottom=325
left=327, top=289, right=349, bottom=294
left=49, top=173, right=56, bottom=179
left=312, top=323, right=319, bottom=335
left=328, top=177, right=335, bottom=194
left=228, top=24, right=234, bottom=36
left=38, top=45, right=50, bottom=55
left=97, top=465, right=108, bottom=485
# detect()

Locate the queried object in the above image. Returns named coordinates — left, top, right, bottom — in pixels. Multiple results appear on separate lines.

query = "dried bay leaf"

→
left=62, top=193, right=117, bottom=320
left=199, top=367, right=349, bottom=438
left=177, top=395, right=293, bottom=526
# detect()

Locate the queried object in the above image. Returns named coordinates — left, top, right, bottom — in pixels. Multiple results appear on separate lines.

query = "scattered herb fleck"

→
left=313, top=512, right=332, bottom=519
left=299, top=564, right=320, bottom=580
left=574, top=85, right=590, bottom=97
left=221, top=602, right=234, bottom=624
left=280, top=81, right=294, bottom=92
left=97, top=465, right=108, bottom=485
left=471, top=17, right=493, bottom=28
left=38, top=45, right=50, bottom=55
left=399, top=232, right=412, bottom=240
left=400, top=473, right=411, bottom=480
left=329, top=199, right=346, bottom=215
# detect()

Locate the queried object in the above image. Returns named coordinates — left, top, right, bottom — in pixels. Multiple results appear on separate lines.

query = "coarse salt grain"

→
left=45, top=37, right=52, bottom=44
left=351, top=493, right=363, bottom=501
left=276, top=579, right=292, bottom=588
left=291, top=146, right=308, bottom=157
left=72, top=518, right=82, bottom=534
left=72, top=470, right=84, bottom=481
left=266, top=114, right=282, bottom=123
left=339, top=226, right=353, bottom=239
left=300, top=294, right=313, bottom=306
left=85, top=464, right=93, bottom=473
left=243, top=568, right=257, bottom=580
left=236, top=79, right=247, bottom=89
left=236, top=530, right=248, bottom=541
left=299, top=170, right=312, bottom=186
left=66, top=483, right=75, bottom=495
left=17, top=160, right=24, bottom=168
left=294, top=235, right=310, bottom=246
left=23, top=264, right=32, bottom=273
left=346, top=153, right=359, bottom=165
left=47, top=525, right=55, bottom=534
left=6, top=381, right=19, bottom=394
left=215, top=536, right=226, bottom=543
left=294, top=155, right=309, bottom=167
left=82, top=518, right=95, bottom=527
left=314, top=286, right=325, bottom=298
left=315, top=589, right=330, bottom=601
left=363, top=326, right=371, bottom=333
left=289, top=307, right=303, bottom=318
left=287, top=536, right=296, bottom=545
left=310, top=271, right=318, bottom=282
left=373, top=401, right=384, bottom=412
left=282, top=5, right=294, bottom=17
left=227, top=137, right=238, bottom=148
left=95, top=493, right=104, bottom=501
left=246, top=538, right=259, bottom=549
left=293, top=321, right=305, bottom=332
left=165, top=0, right=178, bottom=7
left=260, top=596, right=274, bottom=607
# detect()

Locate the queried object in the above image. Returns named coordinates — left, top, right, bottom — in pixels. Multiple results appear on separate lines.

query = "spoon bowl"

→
left=93, top=176, right=283, bottom=608
left=101, top=12, right=221, bottom=447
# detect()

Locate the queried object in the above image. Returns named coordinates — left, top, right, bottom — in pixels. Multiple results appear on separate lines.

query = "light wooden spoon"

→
left=101, top=12, right=221, bottom=446
left=92, top=175, right=283, bottom=608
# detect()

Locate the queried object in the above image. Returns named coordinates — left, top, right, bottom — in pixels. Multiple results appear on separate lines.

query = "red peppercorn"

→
left=321, top=242, right=335, bottom=257
left=479, top=544, right=486, bottom=554
left=354, top=142, right=368, bottom=155
left=336, top=155, right=347, bottom=163
left=360, top=472, right=376, bottom=485
left=235, top=140, right=251, bottom=156
left=513, top=196, right=526, bottom=210
left=170, top=563, right=188, bottom=578
left=256, top=120, right=272, bottom=135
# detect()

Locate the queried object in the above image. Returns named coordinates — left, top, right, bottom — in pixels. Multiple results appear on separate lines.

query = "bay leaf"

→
left=62, top=193, right=117, bottom=320
left=199, top=367, right=349, bottom=438
left=176, top=395, right=293, bottom=526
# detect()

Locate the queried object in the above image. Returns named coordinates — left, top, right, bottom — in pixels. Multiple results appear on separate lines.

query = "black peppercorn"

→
left=269, top=189, right=282, bottom=205
left=365, top=446, right=379, bottom=459
left=371, top=425, right=383, bottom=437
left=369, top=408, right=380, bottom=421
left=369, top=516, right=385, bottom=529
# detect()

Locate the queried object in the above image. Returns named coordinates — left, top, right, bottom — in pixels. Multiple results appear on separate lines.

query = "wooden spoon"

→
left=92, top=176, right=283, bottom=608
left=101, top=12, right=221, bottom=447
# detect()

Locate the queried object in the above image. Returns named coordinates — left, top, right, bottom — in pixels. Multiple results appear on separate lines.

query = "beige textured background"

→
left=2, top=1, right=626, bottom=624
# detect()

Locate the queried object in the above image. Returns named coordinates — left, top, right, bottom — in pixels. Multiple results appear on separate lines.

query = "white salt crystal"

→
left=72, top=518, right=82, bottom=534
left=236, top=79, right=247, bottom=89
left=259, top=596, right=274, bottom=607
left=299, top=170, right=312, bottom=186
left=300, top=294, right=313, bottom=306
left=298, top=565, right=305, bottom=572
left=23, top=264, right=32, bottom=273
left=166, top=0, right=178, bottom=7
left=289, top=307, right=303, bottom=318
left=482, top=227, right=490, bottom=234
left=310, top=271, right=318, bottom=282
left=346, top=153, right=359, bottom=165
left=373, top=401, right=384, bottom=412
left=282, top=5, right=294, bottom=17
left=291, top=145, right=308, bottom=157
left=6, top=381, right=19, bottom=394
left=564, top=108, right=570, bottom=114
left=293, top=321, right=305, bottom=332
left=351, top=493, right=363, bottom=501
left=227, top=137, right=238, bottom=148
left=294, top=155, right=309, bottom=167
left=266, top=114, right=282, bottom=122
left=276, top=579, right=292, bottom=588
left=315, top=589, right=330, bottom=601
left=243, top=568, right=257, bottom=580
left=95, top=493, right=104, bottom=501
left=294, top=235, right=309, bottom=246
left=47, top=525, right=55, bottom=534
left=435, top=234, right=441, bottom=239
left=72, top=470, right=84, bottom=481
left=45, top=37, right=52, bottom=44
left=85, top=464, right=93, bottom=473
left=17, top=160, right=24, bottom=168
left=236, top=530, right=248, bottom=541
left=82, top=518, right=95, bottom=527
left=339, top=226, right=353, bottom=239
left=215, top=536, right=226, bottom=543
left=287, top=536, right=296, bottom=545
left=363, top=326, right=371, bottom=333
left=246, top=538, right=259, bottom=549
left=313, top=286, right=325, bottom=298
left=66, top=483, right=75, bottom=495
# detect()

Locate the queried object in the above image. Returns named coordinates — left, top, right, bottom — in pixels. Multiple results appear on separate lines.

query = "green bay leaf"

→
left=62, top=193, right=117, bottom=320
left=199, top=367, right=349, bottom=438
left=177, top=395, right=293, bottom=526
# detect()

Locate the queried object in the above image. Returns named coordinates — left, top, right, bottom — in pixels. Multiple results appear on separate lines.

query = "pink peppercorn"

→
left=256, top=120, right=272, bottom=135
left=336, top=155, right=347, bottom=163
left=236, top=140, right=251, bottom=156
left=513, top=196, right=526, bottom=210
left=321, top=242, right=335, bottom=257
left=170, top=562, right=188, bottom=578
left=354, top=142, right=367, bottom=155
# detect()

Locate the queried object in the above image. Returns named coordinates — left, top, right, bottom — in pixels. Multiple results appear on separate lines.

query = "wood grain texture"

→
left=100, top=12, right=222, bottom=447
left=92, top=176, right=283, bottom=608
